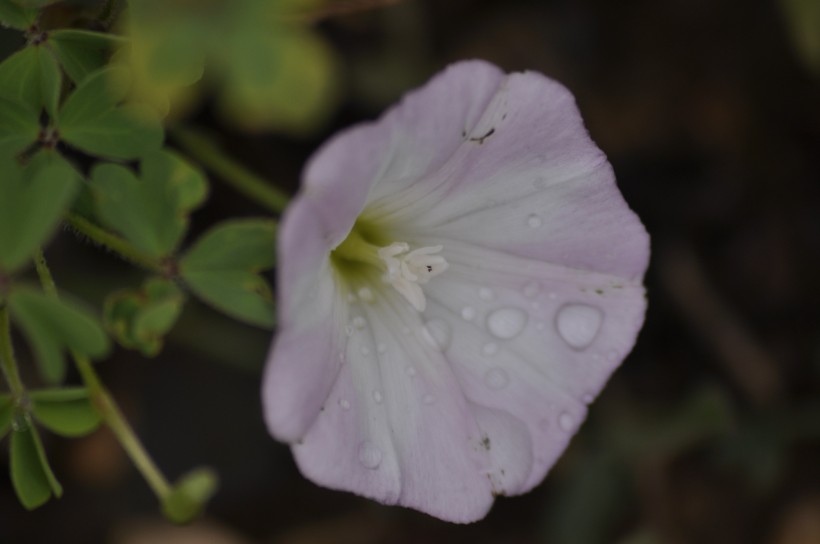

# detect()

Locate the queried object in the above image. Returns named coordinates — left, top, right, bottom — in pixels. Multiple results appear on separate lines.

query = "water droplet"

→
left=484, top=368, right=510, bottom=390
left=353, top=316, right=366, bottom=330
left=461, top=306, right=476, bottom=321
left=582, top=393, right=594, bottom=404
left=406, top=366, right=417, bottom=377
left=358, top=287, right=374, bottom=303
left=345, top=324, right=354, bottom=336
left=555, top=304, right=603, bottom=349
left=422, top=319, right=451, bottom=351
left=526, top=214, right=542, bottom=228
left=486, top=307, right=528, bottom=340
left=479, top=287, right=494, bottom=301
left=357, top=441, right=383, bottom=469
left=339, top=398, right=351, bottom=411
left=423, top=394, right=436, bottom=405
left=377, top=343, right=387, bottom=354
left=522, top=281, right=540, bottom=298
left=360, top=345, right=370, bottom=356
left=372, top=390, right=383, bottom=404
left=482, top=342, right=499, bottom=356
left=558, top=411, right=574, bottom=432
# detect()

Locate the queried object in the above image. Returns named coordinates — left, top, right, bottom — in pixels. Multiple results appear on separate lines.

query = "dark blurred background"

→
left=2, top=0, right=820, bottom=542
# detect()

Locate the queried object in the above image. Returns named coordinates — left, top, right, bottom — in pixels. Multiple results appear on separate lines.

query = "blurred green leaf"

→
left=0, top=394, right=13, bottom=440
left=8, top=287, right=110, bottom=384
left=0, top=153, right=79, bottom=273
left=0, top=45, right=61, bottom=118
left=0, top=96, right=39, bottom=155
left=104, top=277, right=185, bottom=356
left=49, top=29, right=123, bottom=85
left=161, top=467, right=218, bottom=524
left=0, top=0, right=38, bottom=30
left=58, top=66, right=163, bottom=159
left=781, top=0, right=820, bottom=74
left=91, top=149, right=207, bottom=257
left=29, top=387, right=101, bottom=437
left=10, top=413, right=62, bottom=510
left=180, top=219, right=276, bottom=328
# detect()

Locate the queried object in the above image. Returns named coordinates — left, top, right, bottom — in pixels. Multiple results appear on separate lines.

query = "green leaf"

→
left=161, top=467, right=218, bottom=524
left=104, top=277, right=185, bottom=356
left=180, top=220, right=276, bottom=328
left=8, top=287, right=110, bottom=384
left=29, top=387, right=101, bottom=437
left=0, top=153, right=80, bottom=273
left=0, top=45, right=62, bottom=118
left=49, top=29, right=124, bottom=85
left=0, top=96, right=39, bottom=156
left=10, top=413, right=63, bottom=510
left=0, top=394, right=13, bottom=440
left=0, top=0, right=38, bottom=30
left=91, top=149, right=207, bottom=257
left=781, top=0, right=820, bottom=74
left=58, top=66, right=163, bottom=159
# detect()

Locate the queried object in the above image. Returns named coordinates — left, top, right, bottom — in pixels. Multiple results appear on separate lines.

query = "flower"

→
left=262, top=60, right=649, bottom=522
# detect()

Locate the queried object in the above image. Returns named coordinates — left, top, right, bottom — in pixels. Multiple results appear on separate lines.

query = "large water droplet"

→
left=422, top=319, right=451, bottom=350
left=353, top=316, right=366, bottom=330
left=358, top=287, right=375, bottom=303
left=357, top=441, right=383, bottom=469
left=558, top=411, right=574, bottom=432
left=461, top=306, right=476, bottom=321
left=338, top=398, right=351, bottom=411
left=526, top=214, right=542, bottom=228
left=555, top=304, right=603, bottom=349
left=372, top=390, right=383, bottom=404
left=479, top=287, right=494, bottom=301
left=486, top=307, right=528, bottom=340
left=482, top=342, right=499, bottom=356
left=522, top=281, right=540, bottom=298
left=484, top=368, right=510, bottom=390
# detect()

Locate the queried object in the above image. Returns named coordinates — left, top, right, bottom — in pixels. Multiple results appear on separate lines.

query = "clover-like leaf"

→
left=49, top=29, right=124, bottom=85
left=0, top=0, right=38, bottom=30
left=180, top=219, right=276, bottom=328
left=0, top=153, right=80, bottom=273
left=104, top=277, right=185, bottom=356
left=161, top=467, right=218, bottom=523
left=0, top=97, right=39, bottom=155
left=10, top=412, right=63, bottom=510
left=91, top=149, right=207, bottom=258
left=8, top=287, right=110, bottom=384
left=58, top=66, right=163, bottom=159
left=0, top=394, right=13, bottom=440
left=0, top=45, right=61, bottom=117
left=29, top=387, right=101, bottom=437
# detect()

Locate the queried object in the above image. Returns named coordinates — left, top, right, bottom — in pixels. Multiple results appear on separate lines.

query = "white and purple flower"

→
left=262, top=60, right=649, bottom=522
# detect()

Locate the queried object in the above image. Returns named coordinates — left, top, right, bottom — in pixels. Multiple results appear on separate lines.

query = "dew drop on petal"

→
left=353, top=316, right=366, bottom=330
left=526, top=214, right=542, bottom=228
left=422, top=319, right=451, bottom=351
left=479, top=287, right=494, bottom=301
left=358, top=287, right=375, bottom=303
left=357, top=441, right=383, bottom=469
left=482, top=342, right=499, bottom=356
left=338, top=398, right=351, bottom=411
left=558, top=411, right=574, bottom=432
left=555, top=304, right=603, bottom=349
left=582, top=393, right=594, bottom=404
left=461, top=306, right=476, bottom=321
left=522, top=281, right=540, bottom=298
left=484, top=367, right=510, bottom=390
left=486, top=307, right=528, bottom=340
left=372, top=390, right=383, bottom=404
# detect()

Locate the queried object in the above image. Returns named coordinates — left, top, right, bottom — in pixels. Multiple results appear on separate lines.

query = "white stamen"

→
left=378, top=242, right=448, bottom=312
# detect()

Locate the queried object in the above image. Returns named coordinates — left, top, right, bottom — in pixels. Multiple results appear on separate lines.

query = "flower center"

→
left=332, top=227, right=448, bottom=312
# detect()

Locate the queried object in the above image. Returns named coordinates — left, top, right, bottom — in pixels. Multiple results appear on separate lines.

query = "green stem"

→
left=0, top=307, right=25, bottom=398
left=32, top=251, right=172, bottom=500
left=66, top=213, right=164, bottom=274
left=172, top=127, right=290, bottom=214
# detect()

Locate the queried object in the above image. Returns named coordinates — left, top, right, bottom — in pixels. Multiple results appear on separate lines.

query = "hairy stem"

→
left=33, top=251, right=172, bottom=500
left=0, top=307, right=25, bottom=398
left=66, top=213, right=164, bottom=274
left=172, top=127, right=290, bottom=214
